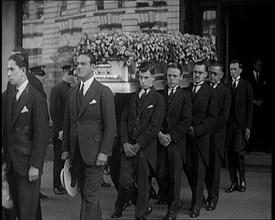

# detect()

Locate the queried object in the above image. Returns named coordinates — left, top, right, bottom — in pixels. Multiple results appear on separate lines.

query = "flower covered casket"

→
left=73, top=31, right=217, bottom=93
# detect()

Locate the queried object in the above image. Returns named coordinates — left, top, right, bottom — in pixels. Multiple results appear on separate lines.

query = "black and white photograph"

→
left=2, top=1, right=272, bottom=220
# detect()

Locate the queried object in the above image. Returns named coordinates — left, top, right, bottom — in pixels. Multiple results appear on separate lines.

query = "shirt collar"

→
left=232, top=76, right=240, bottom=82
left=80, top=75, right=94, bottom=95
left=17, top=79, right=29, bottom=98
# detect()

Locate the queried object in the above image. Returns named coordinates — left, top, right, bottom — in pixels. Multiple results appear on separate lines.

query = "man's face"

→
left=77, top=54, right=94, bottom=82
left=230, top=63, right=242, bottom=79
left=7, top=60, right=25, bottom=87
left=138, top=70, right=155, bottom=90
left=167, top=67, right=182, bottom=88
left=253, top=59, right=262, bottom=72
left=193, top=64, right=207, bottom=84
left=209, top=66, right=223, bottom=85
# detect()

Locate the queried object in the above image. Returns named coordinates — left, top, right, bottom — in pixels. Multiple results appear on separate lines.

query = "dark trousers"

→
left=205, top=139, right=221, bottom=205
left=186, top=141, right=207, bottom=210
left=156, top=144, right=182, bottom=218
left=226, top=122, right=246, bottom=186
left=120, top=151, right=152, bottom=219
left=53, top=137, right=65, bottom=189
left=109, top=136, right=130, bottom=211
left=7, top=164, right=42, bottom=220
left=73, top=143, right=105, bottom=220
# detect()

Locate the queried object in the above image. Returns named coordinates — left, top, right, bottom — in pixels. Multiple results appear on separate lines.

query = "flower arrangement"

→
left=73, top=31, right=217, bottom=67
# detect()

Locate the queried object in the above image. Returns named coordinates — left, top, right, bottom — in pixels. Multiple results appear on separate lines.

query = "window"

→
left=202, top=10, right=216, bottom=45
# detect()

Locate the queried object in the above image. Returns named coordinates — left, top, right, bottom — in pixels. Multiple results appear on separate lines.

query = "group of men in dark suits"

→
left=110, top=59, right=253, bottom=220
left=2, top=46, right=253, bottom=220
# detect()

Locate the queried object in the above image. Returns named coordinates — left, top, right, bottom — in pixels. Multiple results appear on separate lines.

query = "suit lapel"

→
left=78, top=79, right=100, bottom=117
left=192, top=83, right=207, bottom=106
left=11, top=84, right=32, bottom=127
left=137, top=87, right=155, bottom=117
left=168, top=88, right=181, bottom=113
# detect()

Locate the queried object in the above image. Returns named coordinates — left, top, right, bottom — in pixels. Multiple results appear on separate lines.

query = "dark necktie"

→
left=232, top=80, right=236, bottom=90
left=79, top=84, right=84, bottom=104
left=12, top=88, right=19, bottom=117
left=168, top=87, right=175, bottom=102
left=139, top=89, right=147, bottom=100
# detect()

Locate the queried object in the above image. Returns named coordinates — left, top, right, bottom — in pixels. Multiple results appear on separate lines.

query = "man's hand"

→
left=157, top=131, right=171, bottom=147
left=132, top=143, right=141, bottom=154
left=61, top=151, right=69, bottom=160
left=187, top=126, right=196, bottom=139
left=58, top=130, right=63, bottom=140
left=96, top=153, right=108, bottom=166
left=245, top=128, right=251, bottom=142
left=123, top=143, right=136, bottom=157
left=29, top=166, right=39, bottom=182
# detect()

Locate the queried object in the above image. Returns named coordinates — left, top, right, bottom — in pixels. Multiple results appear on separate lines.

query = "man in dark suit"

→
left=49, top=64, right=75, bottom=195
left=204, top=62, right=231, bottom=211
left=186, top=60, right=217, bottom=218
left=242, top=58, right=268, bottom=152
left=2, top=52, right=49, bottom=220
left=156, top=62, right=191, bottom=220
left=61, top=52, right=116, bottom=220
left=225, top=59, right=253, bottom=193
left=119, top=61, right=165, bottom=220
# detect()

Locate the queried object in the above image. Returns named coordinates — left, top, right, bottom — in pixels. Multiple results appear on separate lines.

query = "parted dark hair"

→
left=167, top=62, right=182, bottom=75
left=211, top=61, right=224, bottom=72
left=194, top=60, right=208, bottom=72
left=230, top=59, right=242, bottom=68
left=78, top=52, right=96, bottom=64
left=138, top=61, right=155, bottom=75
left=8, top=53, right=29, bottom=71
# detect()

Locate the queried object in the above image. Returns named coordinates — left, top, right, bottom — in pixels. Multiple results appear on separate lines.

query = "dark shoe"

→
left=54, top=187, right=64, bottom=195
left=147, top=206, right=153, bottom=215
left=101, top=180, right=111, bottom=187
left=201, top=197, right=210, bottom=208
left=150, top=190, right=158, bottom=200
left=225, top=184, right=238, bottom=193
left=239, top=181, right=246, bottom=192
left=206, top=203, right=216, bottom=211
left=165, top=215, right=176, bottom=220
left=111, top=209, right=123, bottom=218
left=39, top=192, right=48, bottom=199
left=190, top=209, right=200, bottom=218
left=156, top=198, right=165, bottom=205
left=123, top=200, right=132, bottom=211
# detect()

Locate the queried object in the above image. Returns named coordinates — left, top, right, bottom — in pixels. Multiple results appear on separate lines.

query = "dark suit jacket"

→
left=189, top=82, right=217, bottom=166
left=158, top=86, right=191, bottom=163
left=209, top=83, right=231, bottom=159
left=225, top=78, right=253, bottom=131
left=26, top=72, right=47, bottom=99
left=49, top=81, right=71, bottom=138
left=120, top=87, right=165, bottom=171
left=62, top=79, right=116, bottom=165
left=242, top=70, right=266, bottom=101
left=3, top=83, right=49, bottom=176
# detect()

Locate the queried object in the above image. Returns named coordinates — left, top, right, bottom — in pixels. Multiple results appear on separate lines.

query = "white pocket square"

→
left=147, top=105, right=153, bottom=109
left=89, top=99, right=97, bottom=104
left=21, top=106, right=29, bottom=113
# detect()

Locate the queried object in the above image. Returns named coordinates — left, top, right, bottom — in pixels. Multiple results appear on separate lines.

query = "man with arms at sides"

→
left=61, top=52, right=116, bottom=220
left=204, top=62, right=231, bottom=211
left=225, top=59, right=253, bottom=193
left=242, top=58, right=268, bottom=152
left=2, top=51, right=49, bottom=220
left=186, top=60, right=217, bottom=218
left=156, top=62, right=191, bottom=220
left=119, top=61, right=165, bottom=220
left=49, top=64, right=76, bottom=195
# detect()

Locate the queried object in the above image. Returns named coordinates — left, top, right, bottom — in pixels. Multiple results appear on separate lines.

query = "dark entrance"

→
left=225, top=2, right=273, bottom=153
left=226, top=2, right=272, bottom=77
